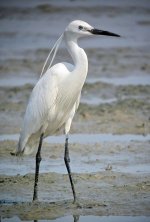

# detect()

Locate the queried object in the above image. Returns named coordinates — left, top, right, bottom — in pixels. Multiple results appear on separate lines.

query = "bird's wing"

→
left=24, top=63, right=72, bottom=134
left=18, top=63, right=72, bottom=152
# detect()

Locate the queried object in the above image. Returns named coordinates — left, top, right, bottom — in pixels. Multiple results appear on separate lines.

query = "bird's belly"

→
left=44, top=77, right=82, bottom=136
left=45, top=102, right=74, bottom=136
left=44, top=113, right=69, bottom=136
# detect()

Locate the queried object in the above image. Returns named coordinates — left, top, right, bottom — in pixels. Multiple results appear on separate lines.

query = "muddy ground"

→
left=0, top=0, right=150, bottom=221
left=0, top=139, right=150, bottom=220
left=0, top=81, right=150, bottom=220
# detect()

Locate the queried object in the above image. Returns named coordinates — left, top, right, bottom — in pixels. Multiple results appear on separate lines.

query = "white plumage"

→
left=18, top=62, right=82, bottom=154
left=14, top=20, right=120, bottom=202
left=16, top=20, right=93, bottom=155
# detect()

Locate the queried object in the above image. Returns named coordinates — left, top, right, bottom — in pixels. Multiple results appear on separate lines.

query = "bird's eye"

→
left=78, top=25, right=83, bottom=30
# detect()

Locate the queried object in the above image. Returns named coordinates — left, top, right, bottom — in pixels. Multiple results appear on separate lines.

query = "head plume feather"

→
left=40, top=33, right=64, bottom=78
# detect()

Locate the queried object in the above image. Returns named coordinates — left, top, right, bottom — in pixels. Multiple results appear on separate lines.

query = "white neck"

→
left=64, top=32, right=88, bottom=82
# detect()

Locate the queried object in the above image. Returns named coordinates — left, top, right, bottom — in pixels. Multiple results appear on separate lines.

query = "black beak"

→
left=90, top=28, right=120, bottom=37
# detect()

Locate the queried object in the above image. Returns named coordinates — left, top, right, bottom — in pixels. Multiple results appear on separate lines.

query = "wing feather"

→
left=17, top=64, right=66, bottom=153
left=17, top=62, right=80, bottom=154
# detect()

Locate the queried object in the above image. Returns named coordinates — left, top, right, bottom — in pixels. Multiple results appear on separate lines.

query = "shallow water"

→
left=1, top=215, right=150, bottom=222
left=0, top=75, right=37, bottom=87
left=0, top=133, right=149, bottom=176
left=1, top=155, right=149, bottom=176
left=87, top=74, right=150, bottom=86
left=81, top=97, right=117, bottom=105
left=0, top=133, right=149, bottom=143
left=1, top=153, right=150, bottom=176
left=1, top=0, right=150, bottom=81
left=1, top=73, right=150, bottom=88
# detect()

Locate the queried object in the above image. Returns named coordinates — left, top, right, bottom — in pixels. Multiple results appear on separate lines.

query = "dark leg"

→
left=73, top=215, right=80, bottom=222
left=64, top=135, right=76, bottom=203
left=33, top=133, right=44, bottom=201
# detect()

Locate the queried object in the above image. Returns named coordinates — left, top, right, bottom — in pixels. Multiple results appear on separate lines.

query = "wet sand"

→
left=0, top=139, right=150, bottom=220
left=0, top=0, right=150, bottom=221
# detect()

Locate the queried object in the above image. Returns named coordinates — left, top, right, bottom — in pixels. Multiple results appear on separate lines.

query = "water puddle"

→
left=1, top=154, right=150, bottom=176
left=81, top=95, right=148, bottom=105
left=118, top=163, right=150, bottom=174
left=1, top=73, right=150, bottom=88
left=0, top=133, right=149, bottom=143
left=1, top=215, right=150, bottom=222
left=0, top=133, right=149, bottom=176
left=0, top=76, right=36, bottom=87
left=87, top=74, right=150, bottom=86
left=81, top=97, right=117, bottom=105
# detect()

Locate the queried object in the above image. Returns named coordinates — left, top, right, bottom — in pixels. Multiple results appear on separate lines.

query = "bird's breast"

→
left=45, top=77, right=82, bottom=134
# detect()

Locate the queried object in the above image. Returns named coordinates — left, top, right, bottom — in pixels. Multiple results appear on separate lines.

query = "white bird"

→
left=13, top=20, right=120, bottom=203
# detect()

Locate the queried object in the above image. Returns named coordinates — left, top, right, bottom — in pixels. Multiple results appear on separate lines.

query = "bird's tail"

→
left=11, top=134, right=35, bottom=156
left=10, top=135, right=26, bottom=156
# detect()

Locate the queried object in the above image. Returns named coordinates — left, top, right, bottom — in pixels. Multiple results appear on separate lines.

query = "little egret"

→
left=13, top=20, right=120, bottom=203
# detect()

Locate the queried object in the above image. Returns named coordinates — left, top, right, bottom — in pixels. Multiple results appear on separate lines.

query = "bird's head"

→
left=65, top=20, right=120, bottom=38
left=40, top=20, right=120, bottom=77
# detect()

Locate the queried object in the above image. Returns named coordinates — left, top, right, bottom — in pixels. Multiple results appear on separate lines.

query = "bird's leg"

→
left=33, top=133, right=44, bottom=201
left=64, top=135, right=76, bottom=203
